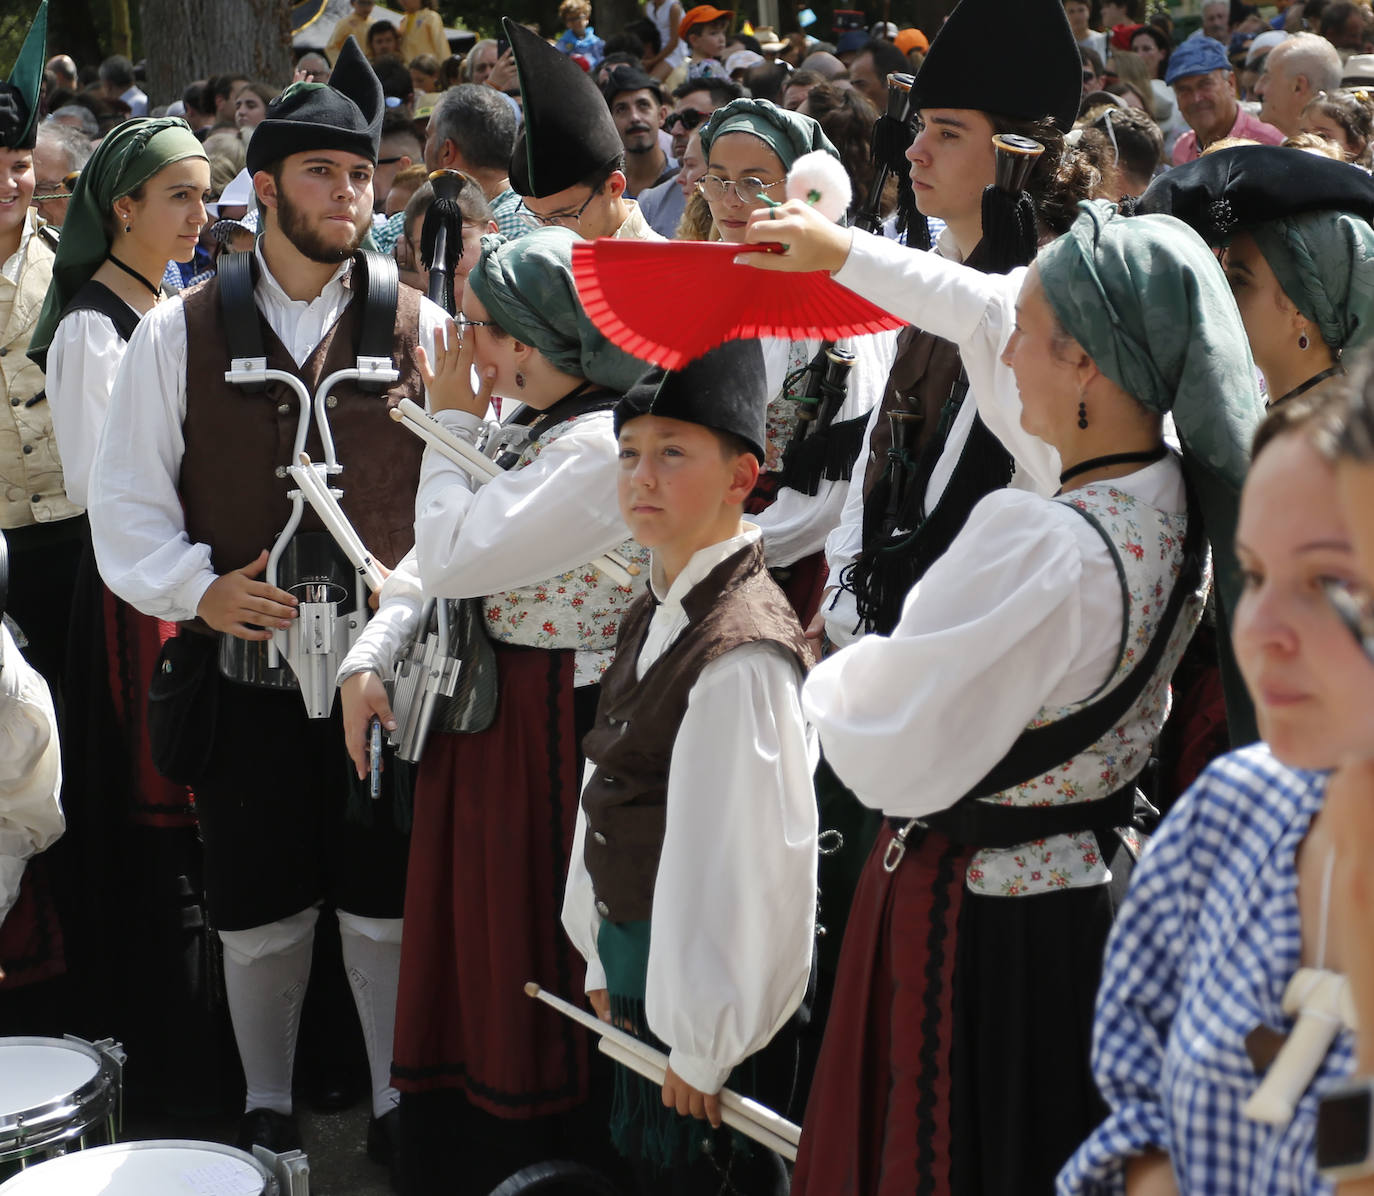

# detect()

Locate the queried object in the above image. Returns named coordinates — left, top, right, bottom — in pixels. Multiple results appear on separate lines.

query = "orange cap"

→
left=679, top=5, right=733, bottom=40
left=893, top=27, right=929, bottom=55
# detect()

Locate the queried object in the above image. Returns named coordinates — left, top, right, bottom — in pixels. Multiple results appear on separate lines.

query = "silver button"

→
left=592, top=831, right=607, bottom=846
left=595, top=900, right=610, bottom=917
left=277, top=403, right=291, bottom=415
left=274, top=465, right=287, bottom=478
left=326, top=395, right=338, bottom=408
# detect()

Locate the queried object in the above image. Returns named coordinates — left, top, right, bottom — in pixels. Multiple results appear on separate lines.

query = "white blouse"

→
left=820, top=228, right=1060, bottom=646
left=47, top=305, right=136, bottom=509
left=562, top=526, right=818, bottom=1094
left=805, top=455, right=1185, bottom=820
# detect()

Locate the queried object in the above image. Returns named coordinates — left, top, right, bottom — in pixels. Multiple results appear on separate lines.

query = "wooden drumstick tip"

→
left=298, top=451, right=312, bottom=465
left=524, top=981, right=542, bottom=997
left=625, top=563, right=641, bottom=576
left=389, top=407, right=405, bottom=422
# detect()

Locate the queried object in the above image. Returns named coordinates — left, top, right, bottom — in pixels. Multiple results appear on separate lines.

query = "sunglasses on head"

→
left=664, top=108, right=708, bottom=133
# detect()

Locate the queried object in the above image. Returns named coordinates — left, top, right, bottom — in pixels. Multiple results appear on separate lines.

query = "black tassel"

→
left=779, top=413, right=869, bottom=496
left=978, top=185, right=1038, bottom=275
left=846, top=411, right=1013, bottom=635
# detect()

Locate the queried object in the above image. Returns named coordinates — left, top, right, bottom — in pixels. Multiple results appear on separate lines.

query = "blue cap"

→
left=836, top=29, right=868, bottom=54
left=1165, top=35, right=1233, bottom=84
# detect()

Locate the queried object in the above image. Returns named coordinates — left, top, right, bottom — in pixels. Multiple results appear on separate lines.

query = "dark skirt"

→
left=391, top=643, right=594, bottom=1117
left=793, top=822, right=1131, bottom=1196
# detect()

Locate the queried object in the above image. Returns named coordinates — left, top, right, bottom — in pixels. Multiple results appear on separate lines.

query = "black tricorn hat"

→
left=911, top=0, right=1080, bottom=133
left=245, top=37, right=384, bottom=175
left=506, top=16, right=624, bottom=198
left=1134, top=145, right=1374, bottom=243
left=614, top=340, right=768, bottom=462
left=0, top=0, right=47, bottom=151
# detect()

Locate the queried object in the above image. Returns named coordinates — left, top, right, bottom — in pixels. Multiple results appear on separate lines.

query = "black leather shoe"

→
left=236, top=1107, right=302, bottom=1155
left=367, top=1107, right=402, bottom=1190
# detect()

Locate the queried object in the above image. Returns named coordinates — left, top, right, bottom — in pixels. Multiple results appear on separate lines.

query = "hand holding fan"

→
left=571, top=152, right=906, bottom=370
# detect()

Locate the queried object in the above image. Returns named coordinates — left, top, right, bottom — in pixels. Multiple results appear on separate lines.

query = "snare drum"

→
left=0, top=1037, right=123, bottom=1169
left=0, top=1140, right=277, bottom=1194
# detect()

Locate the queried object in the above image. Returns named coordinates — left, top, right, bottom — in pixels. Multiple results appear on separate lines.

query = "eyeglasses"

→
left=453, top=315, right=495, bottom=334
left=697, top=174, right=785, bottom=204
left=517, top=188, right=598, bottom=228
left=1324, top=577, right=1374, bottom=663
left=33, top=170, right=79, bottom=202
left=664, top=108, right=708, bottom=133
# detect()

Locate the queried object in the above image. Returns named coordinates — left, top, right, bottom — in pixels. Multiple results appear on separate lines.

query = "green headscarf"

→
left=1036, top=199, right=1267, bottom=739
left=698, top=98, right=839, bottom=172
left=1248, top=210, right=1374, bottom=354
left=466, top=226, right=647, bottom=394
left=29, top=117, right=207, bottom=371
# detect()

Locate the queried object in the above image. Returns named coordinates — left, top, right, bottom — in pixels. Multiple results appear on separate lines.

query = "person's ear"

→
left=253, top=169, right=278, bottom=213
left=727, top=450, right=761, bottom=503
left=606, top=170, right=628, bottom=200
left=486, top=219, right=498, bottom=233
left=658, top=103, right=670, bottom=126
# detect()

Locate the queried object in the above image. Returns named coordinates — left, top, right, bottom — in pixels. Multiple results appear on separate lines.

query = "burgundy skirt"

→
left=793, top=822, right=973, bottom=1196
left=391, top=644, right=591, bottom=1119
left=0, top=857, right=66, bottom=991
left=795, top=822, right=1126, bottom=1196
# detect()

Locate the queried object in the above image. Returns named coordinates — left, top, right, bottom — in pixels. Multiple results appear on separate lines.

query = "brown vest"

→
left=859, top=240, right=993, bottom=500
left=580, top=541, right=812, bottom=924
left=179, top=272, right=425, bottom=575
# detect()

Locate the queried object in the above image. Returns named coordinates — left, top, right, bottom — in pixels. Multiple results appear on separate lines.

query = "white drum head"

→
left=0, top=1141, right=270, bottom=1194
left=0, top=1041, right=100, bottom=1119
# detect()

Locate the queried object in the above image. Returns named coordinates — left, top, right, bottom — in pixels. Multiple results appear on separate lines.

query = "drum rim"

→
left=0, top=1139, right=276, bottom=1193
left=0, top=1038, right=120, bottom=1159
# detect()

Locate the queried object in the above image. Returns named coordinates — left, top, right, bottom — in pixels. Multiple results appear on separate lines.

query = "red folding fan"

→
left=571, top=239, right=906, bottom=370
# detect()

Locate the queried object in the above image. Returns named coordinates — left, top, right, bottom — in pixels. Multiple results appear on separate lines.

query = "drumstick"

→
left=389, top=402, right=641, bottom=588
left=596, top=1038, right=798, bottom=1161
left=289, top=454, right=387, bottom=591
left=524, top=982, right=802, bottom=1153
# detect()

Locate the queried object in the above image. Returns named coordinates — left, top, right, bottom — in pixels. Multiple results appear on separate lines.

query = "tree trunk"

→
left=110, top=0, right=131, bottom=57
left=139, top=0, right=293, bottom=108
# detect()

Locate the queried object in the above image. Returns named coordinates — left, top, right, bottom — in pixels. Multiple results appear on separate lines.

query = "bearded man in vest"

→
left=87, top=39, right=448, bottom=1174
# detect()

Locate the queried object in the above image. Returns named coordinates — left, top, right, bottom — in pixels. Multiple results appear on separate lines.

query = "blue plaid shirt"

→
left=1058, top=745, right=1355, bottom=1195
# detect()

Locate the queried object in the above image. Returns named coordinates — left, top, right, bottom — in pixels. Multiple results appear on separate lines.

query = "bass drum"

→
left=0, top=1140, right=277, bottom=1194
left=488, top=1161, right=622, bottom=1196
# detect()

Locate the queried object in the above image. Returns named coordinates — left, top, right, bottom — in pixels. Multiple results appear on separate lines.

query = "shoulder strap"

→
left=62, top=280, right=140, bottom=344
left=959, top=484, right=1205, bottom=800
left=217, top=250, right=266, bottom=392
left=494, top=386, right=620, bottom=468
left=351, top=250, right=400, bottom=392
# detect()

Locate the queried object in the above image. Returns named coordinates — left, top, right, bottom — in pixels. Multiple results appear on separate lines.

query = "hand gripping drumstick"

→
left=389, top=399, right=640, bottom=588
left=524, top=981, right=801, bottom=1160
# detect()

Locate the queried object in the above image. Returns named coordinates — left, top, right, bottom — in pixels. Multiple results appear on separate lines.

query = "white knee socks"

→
left=338, top=911, right=404, bottom=1119
left=219, top=906, right=320, bottom=1116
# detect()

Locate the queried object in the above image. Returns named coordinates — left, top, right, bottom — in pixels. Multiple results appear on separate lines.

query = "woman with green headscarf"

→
left=733, top=197, right=1265, bottom=1194
left=1132, top=144, right=1374, bottom=410
left=30, top=116, right=208, bottom=504
left=336, top=225, right=652, bottom=1191
left=691, top=97, right=899, bottom=625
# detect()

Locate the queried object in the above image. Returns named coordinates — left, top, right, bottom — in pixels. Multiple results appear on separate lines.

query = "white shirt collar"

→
left=934, top=224, right=964, bottom=262
left=649, top=523, right=761, bottom=608
left=253, top=238, right=352, bottom=307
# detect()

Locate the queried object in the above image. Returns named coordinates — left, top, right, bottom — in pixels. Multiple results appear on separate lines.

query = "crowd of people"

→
left=8, top=0, right=1374, bottom=1193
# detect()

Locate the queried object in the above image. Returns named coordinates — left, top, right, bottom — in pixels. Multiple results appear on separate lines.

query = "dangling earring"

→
left=1078, top=400, right=1089, bottom=430
left=515, top=370, right=526, bottom=389
left=1298, top=331, right=1310, bottom=351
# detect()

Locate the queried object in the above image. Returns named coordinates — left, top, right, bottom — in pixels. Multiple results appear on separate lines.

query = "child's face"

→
left=566, top=12, right=589, bottom=34
left=690, top=19, right=729, bottom=59
left=617, top=415, right=756, bottom=551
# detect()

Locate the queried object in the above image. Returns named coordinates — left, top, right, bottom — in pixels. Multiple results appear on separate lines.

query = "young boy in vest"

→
left=562, top=339, right=817, bottom=1194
